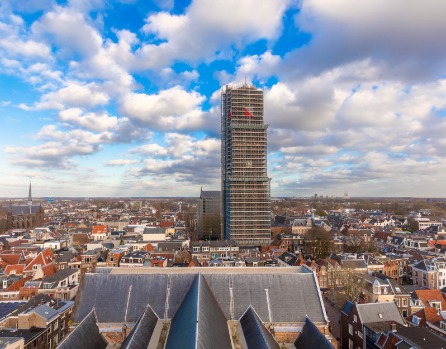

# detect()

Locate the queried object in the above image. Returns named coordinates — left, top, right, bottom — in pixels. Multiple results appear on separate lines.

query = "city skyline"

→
left=1, top=1, right=446, bottom=198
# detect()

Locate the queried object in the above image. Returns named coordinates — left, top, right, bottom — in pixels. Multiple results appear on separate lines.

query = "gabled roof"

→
left=239, top=306, right=280, bottom=349
left=24, top=249, right=54, bottom=272
left=6, top=276, right=31, bottom=292
left=75, top=271, right=327, bottom=326
left=165, top=274, right=231, bottom=349
left=415, top=289, right=446, bottom=315
left=121, top=305, right=159, bottom=349
left=341, top=259, right=368, bottom=269
left=29, top=304, right=58, bottom=321
left=92, top=225, right=107, bottom=234
left=294, top=316, right=334, bottom=349
left=71, top=233, right=93, bottom=246
left=40, top=263, right=57, bottom=278
left=278, top=251, right=299, bottom=266
left=341, top=301, right=354, bottom=316
left=356, top=302, right=405, bottom=325
left=413, top=260, right=429, bottom=271
left=384, top=323, right=446, bottom=349
left=58, top=308, right=107, bottom=349
left=42, top=268, right=78, bottom=284
left=4, top=264, right=25, bottom=275
left=0, top=253, right=23, bottom=267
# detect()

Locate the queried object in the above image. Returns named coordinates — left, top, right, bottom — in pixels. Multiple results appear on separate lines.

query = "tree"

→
left=303, top=227, right=334, bottom=259
left=406, top=217, right=418, bottom=232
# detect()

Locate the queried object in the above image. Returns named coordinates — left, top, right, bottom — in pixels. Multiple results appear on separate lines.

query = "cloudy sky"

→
left=1, top=0, right=446, bottom=198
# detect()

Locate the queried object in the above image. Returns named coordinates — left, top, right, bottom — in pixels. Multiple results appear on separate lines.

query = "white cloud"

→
left=32, top=6, right=102, bottom=57
left=287, top=0, right=446, bottom=80
left=120, top=86, right=212, bottom=131
left=235, top=51, right=281, bottom=82
left=34, top=82, right=109, bottom=110
left=130, top=133, right=221, bottom=186
left=105, top=159, right=139, bottom=166
left=136, top=0, right=292, bottom=68
left=58, top=108, right=118, bottom=132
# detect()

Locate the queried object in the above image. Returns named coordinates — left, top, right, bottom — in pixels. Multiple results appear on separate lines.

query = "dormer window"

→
left=430, top=301, right=442, bottom=310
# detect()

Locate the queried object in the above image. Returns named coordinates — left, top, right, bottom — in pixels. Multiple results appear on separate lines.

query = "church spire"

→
left=28, top=181, right=32, bottom=214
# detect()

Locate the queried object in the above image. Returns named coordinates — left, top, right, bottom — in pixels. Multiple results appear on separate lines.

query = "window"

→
left=357, top=331, right=363, bottom=339
left=349, top=339, right=353, bottom=349
left=353, top=315, right=357, bottom=323
left=431, top=301, right=441, bottom=310
left=193, top=247, right=200, bottom=252
left=349, top=324, right=353, bottom=335
left=413, top=315, right=420, bottom=325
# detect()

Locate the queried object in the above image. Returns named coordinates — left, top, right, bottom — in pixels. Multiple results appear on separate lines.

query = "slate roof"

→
left=356, top=302, right=405, bottom=325
left=240, top=306, right=280, bottom=349
left=389, top=323, right=446, bottom=349
left=0, top=328, right=46, bottom=345
left=200, top=190, right=220, bottom=199
left=58, top=309, right=107, bottom=349
left=54, top=251, right=77, bottom=263
left=341, top=301, right=354, bottom=316
left=7, top=295, right=52, bottom=317
left=75, top=272, right=327, bottom=325
left=42, top=268, right=78, bottom=284
left=1, top=205, right=41, bottom=216
left=26, top=304, right=58, bottom=321
left=157, top=241, right=183, bottom=251
left=143, top=227, right=166, bottom=235
left=341, top=259, right=368, bottom=269
left=0, top=302, right=26, bottom=321
left=278, top=251, right=299, bottom=266
left=413, top=260, right=429, bottom=271
left=75, top=273, right=196, bottom=323
left=165, top=274, right=232, bottom=349
left=204, top=273, right=326, bottom=323
left=294, top=317, right=334, bottom=349
left=121, top=305, right=159, bottom=349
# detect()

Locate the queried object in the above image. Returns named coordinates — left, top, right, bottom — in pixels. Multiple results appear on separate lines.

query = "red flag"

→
left=229, top=110, right=232, bottom=118
left=243, top=107, right=253, bottom=117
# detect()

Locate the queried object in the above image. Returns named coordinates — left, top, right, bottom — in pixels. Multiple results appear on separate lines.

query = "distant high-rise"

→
left=197, top=188, right=221, bottom=240
left=221, top=84, right=271, bottom=246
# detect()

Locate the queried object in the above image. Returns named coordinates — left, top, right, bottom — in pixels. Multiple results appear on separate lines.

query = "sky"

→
left=1, top=0, right=446, bottom=198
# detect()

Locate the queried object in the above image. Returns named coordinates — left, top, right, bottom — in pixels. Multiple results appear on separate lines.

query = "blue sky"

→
left=1, top=0, right=446, bottom=198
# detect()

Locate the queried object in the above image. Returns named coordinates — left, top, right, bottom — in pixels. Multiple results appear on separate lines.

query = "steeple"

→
left=28, top=181, right=32, bottom=214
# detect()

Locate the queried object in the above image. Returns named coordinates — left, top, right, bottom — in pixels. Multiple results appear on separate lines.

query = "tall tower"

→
left=28, top=181, right=33, bottom=214
left=221, top=84, right=271, bottom=246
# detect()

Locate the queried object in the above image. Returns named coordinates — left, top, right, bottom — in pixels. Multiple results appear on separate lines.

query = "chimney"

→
left=390, top=321, right=397, bottom=332
left=122, top=323, right=127, bottom=341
